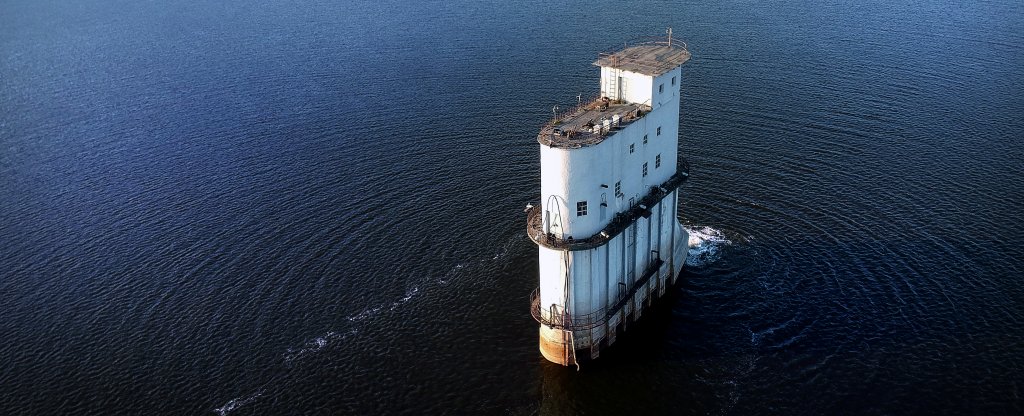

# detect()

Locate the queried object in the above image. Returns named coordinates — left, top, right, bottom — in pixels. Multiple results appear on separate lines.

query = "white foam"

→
left=749, top=315, right=803, bottom=347
left=438, top=263, right=466, bottom=285
left=214, top=389, right=264, bottom=416
left=216, top=235, right=526, bottom=412
left=492, top=237, right=517, bottom=260
left=750, top=321, right=786, bottom=346
left=403, top=286, right=420, bottom=302
left=348, top=285, right=422, bottom=321
left=685, top=225, right=731, bottom=268
left=283, top=330, right=353, bottom=364
left=389, top=286, right=419, bottom=310
left=347, top=305, right=383, bottom=322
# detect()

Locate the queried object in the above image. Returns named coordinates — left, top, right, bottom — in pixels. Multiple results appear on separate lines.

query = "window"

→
left=659, top=84, right=664, bottom=93
left=672, top=76, right=676, bottom=86
left=629, top=143, right=635, bottom=154
left=643, top=134, right=648, bottom=145
left=656, top=154, right=661, bottom=168
left=614, top=181, right=621, bottom=197
left=657, top=126, right=662, bottom=136
left=643, top=162, right=648, bottom=177
left=576, top=201, right=588, bottom=216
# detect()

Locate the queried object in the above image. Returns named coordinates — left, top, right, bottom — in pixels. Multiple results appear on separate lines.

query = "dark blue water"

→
left=3, top=0, right=1023, bottom=414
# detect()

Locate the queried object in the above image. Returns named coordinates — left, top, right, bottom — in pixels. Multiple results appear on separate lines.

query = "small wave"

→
left=214, top=236, right=522, bottom=412
left=285, top=287, right=422, bottom=365
left=438, top=263, right=466, bottom=285
left=348, top=305, right=384, bottom=322
left=440, top=234, right=522, bottom=283
left=750, top=315, right=816, bottom=350
left=750, top=315, right=798, bottom=346
left=685, top=225, right=731, bottom=268
left=348, top=286, right=421, bottom=321
left=283, top=330, right=355, bottom=364
left=389, top=286, right=419, bottom=311
left=214, top=389, right=264, bottom=416
left=492, top=236, right=518, bottom=260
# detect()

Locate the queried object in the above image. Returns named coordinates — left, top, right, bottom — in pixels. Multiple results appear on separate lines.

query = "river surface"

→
left=2, top=0, right=1023, bottom=414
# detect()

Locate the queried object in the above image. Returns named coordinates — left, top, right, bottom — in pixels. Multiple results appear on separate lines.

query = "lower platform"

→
left=538, top=263, right=685, bottom=367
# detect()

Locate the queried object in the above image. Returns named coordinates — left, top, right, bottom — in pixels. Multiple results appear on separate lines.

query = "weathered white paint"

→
left=536, top=49, right=689, bottom=366
left=536, top=191, right=688, bottom=362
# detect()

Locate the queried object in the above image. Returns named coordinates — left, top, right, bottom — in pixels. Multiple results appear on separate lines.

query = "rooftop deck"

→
left=537, top=97, right=650, bottom=148
left=593, top=39, right=691, bottom=76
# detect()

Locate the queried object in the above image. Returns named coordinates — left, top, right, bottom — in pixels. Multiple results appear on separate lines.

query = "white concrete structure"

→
left=527, top=38, right=692, bottom=366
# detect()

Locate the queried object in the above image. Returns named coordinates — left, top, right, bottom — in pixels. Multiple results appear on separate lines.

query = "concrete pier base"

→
left=537, top=261, right=686, bottom=367
left=539, top=327, right=573, bottom=366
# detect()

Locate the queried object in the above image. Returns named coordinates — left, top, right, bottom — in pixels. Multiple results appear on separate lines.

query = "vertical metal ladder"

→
left=606, top=67, right=619, bottom=100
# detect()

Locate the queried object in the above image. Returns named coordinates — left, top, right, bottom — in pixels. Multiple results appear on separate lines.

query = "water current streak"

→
left=212, top=233, right=526, bottom=414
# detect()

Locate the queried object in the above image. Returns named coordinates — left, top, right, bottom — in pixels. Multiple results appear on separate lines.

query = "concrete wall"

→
left=651, top=67, right=682, bottom=111
left=599, top=66, right=681, bottom=110
left=539, top=69, right=681, bottom=240
left=537, top=190, right=689, bottom=354
left=600, top=68, right=653, bottom=105
left=537, top=63, right=689, bottom=364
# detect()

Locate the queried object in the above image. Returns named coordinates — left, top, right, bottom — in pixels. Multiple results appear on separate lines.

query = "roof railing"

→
left=538, top=99, right=652, bottom=148
left=596, top=35, right=689, bottom=60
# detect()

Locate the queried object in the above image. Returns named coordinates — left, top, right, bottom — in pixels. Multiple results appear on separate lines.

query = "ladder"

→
left=606, top=66, right=619, bottom=101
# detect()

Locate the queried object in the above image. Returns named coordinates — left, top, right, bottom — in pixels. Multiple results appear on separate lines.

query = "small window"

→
left=643, top=134, right=648, bottom=145
left=614, top=181, right=621, bottom=197
left=657, top=126, right=662, bottom=136
left=642, top=162, right=648, bottom=177
left=576, top=201, right=588, bottom=216
left=672, top=76, right=676, bottom=86
left=629, top=143, right=635, bottom=154
left=659, top=84, right=664, bottom=93
left=656, top=154, right=661, bottom=168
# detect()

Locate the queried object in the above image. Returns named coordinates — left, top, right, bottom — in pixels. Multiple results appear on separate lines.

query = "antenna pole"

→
left=667, top=27, right=672, bottom=46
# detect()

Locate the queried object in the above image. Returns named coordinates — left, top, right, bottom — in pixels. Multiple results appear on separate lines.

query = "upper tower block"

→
left=595, top=40, right=691, bottom=108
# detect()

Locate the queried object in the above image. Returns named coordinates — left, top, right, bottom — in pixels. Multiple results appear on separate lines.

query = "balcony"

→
left=530, top=288, right=606, bottom=331
left=529, top=258, right=665, bottom=331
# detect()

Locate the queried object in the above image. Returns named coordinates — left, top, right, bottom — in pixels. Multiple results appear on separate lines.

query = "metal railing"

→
left=597, top=36, right=689, bottom=58
left=545, top=94, right=604, bottom=127
left=537, top=100, right=651, bottom=149
left=530, top=288, right=606, bottom=331
left=593, top=36, right=691, bottom=77
left=529, top=258, right=666, bottom=331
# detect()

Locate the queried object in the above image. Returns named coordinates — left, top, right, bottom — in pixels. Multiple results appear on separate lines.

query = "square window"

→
left=614, top=181, right=621, bottom=197
left=629, top=143, right=635, bottom=154
left=576, top=201, right=588, bottom=216
left=656, top=154, right=661, bottom=168
left=672, top=76, right=676, bottom=85
left=643, top=134, right=648, bottom=145
left=659, top=84, right=664, bottom=93
left=643, top=162, right=648, bottom=177
left=657, top=126, right=662, bottom=136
